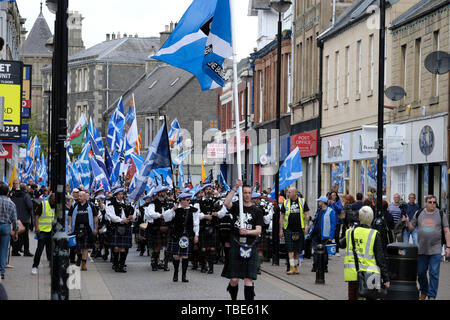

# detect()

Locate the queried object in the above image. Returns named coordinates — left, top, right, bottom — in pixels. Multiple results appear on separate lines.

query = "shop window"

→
left=330, top=161, right=349, bottom=194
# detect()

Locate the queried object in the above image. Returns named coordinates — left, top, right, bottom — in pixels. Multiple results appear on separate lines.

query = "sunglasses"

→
left=427, top=201, right=436, bottom=204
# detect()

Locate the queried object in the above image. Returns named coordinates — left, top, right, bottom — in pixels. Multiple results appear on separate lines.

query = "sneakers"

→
left=31, top=267, right=38, bottom=275
left=335, top=252, right=341, bottom=257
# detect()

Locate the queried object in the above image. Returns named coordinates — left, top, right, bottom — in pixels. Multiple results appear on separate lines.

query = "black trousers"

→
left=33, top=232, right=52, bottom=268
left=12, top=223, right=31, bottom=254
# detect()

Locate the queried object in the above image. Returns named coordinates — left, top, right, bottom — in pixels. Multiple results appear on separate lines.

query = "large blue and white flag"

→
left=89, top=117, right=105, bottom=155
left=122, top=96, right=138, bottom=159
left=127, top=123, right=171, bottom=202
left=89, top=131, right=110, bottom=183
left=89, top=157, right=111, bottom=192
left=107, top=97, right=125, bottom=155
left=104, top=147, right=114, bottom=179
left=152, top=0, right=232, bottom=91
left=76, top=140, right=91, bottom=189
left=219, top=170, right=230, bottom=191
left=268, top=147, right=303, bottom=200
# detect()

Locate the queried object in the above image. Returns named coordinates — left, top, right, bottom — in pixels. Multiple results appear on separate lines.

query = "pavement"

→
left=2, top=231, right=450, bottom=300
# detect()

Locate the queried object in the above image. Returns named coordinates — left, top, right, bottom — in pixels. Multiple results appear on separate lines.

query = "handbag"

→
left=351, top=229, right=387, bottom=300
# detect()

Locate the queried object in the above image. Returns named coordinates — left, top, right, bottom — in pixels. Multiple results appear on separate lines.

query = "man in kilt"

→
left=190, top=187, right=204, bottom=270
left=252, top=192, right=273, bottom=274
left=198, top=184, right=220, bottom=274
left=137, top=193, right=153, bottom=256
left=163, top=193, right=199, bottom=282
left=95, top=195, right=110, bottom=261
left=105, top=188, right=134, bottom=273
left=222, top=179, right=264, bottom=301
left=68, top=191, right=99, bottom=271
left=91, top=189, right=105, bottom=258
left=145, top=186, right=172, bottom=271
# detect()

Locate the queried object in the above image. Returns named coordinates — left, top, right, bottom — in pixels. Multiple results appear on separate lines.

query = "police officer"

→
left=163, top=193, right=200, bottom=282
left=105, top=188, right=134, bottom=273
left=145, top=186, right=172, bottom=271
left=198, top=184, right=220, bottom=274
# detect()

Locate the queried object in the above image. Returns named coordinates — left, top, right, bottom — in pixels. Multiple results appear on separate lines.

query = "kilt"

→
left=199, top=227, right=219, bottom=249
left=145, top=227, right=152, bottom=248
left=284, top=229, right=304, bottom=253
left=221, top=239, right=258, bottom=280
left=75, top=228, right=94, bottom=249
left=150, top=226, right=170, bottom=249
left=256, top=233, right=268, bottom=252
left=167, top=235, right=192, bottom=257
left=218, top=229, right=232, bottom=245
left=109, top=225, right=133, bottom=249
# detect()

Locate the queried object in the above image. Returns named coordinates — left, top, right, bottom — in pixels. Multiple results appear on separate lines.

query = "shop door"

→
left=418, top=164, right=442, bottom=208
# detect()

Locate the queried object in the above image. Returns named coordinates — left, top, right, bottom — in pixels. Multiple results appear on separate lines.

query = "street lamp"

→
left=47, top=0, right=69, bottom=300
left=240, top=66, right=253, bottom=185
left=269, top=0, right=291, bottom=266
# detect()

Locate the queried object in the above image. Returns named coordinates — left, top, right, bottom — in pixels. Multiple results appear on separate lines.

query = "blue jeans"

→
left=417, top=254, right=441, bottom=298
left=402, top=228, right=418, bottom=245
left=0, top=223, right=11, bottom=276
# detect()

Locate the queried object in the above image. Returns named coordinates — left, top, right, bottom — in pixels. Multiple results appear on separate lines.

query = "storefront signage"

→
left=0, top=60, right=22, bottom=139
left=322, top=133, right=351, bottom=164
left=290, top=129, right=317, bottom=157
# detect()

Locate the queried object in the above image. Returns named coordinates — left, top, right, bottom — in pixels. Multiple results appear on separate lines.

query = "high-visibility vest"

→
left=283, top=198, right=305, bottom=230
left=38, top=200, right=55, bottom=233
left=344, top=227, right=380, bottom=281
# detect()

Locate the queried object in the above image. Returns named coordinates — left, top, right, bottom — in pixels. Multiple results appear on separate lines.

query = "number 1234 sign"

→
left=0, top=60, right=23, bottom=140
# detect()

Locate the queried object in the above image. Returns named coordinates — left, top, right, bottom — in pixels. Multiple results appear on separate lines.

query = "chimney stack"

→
left=112, top=32, right=116, bottom=40
left=117, top=32, right=121, bottom=39
left=170, top=21, right=174, bottom=32
left=106, top=33, right=110, bottom=41
left=160, top=24, right=173, bottom=47
left=134, top=34, right=138, bottom=38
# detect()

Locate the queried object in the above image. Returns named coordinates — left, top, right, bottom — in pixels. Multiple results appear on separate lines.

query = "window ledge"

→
left=355, top=93, right=361, bottom=101
left=367, top=90, right=373, bottom=97
left=324, top=104, right=329, bottom=110
left=429, top=96, right=439, bottom=106
left=411, top=100, right=421, bottom=109
left=333, top=102, right=338, bottom=108
left=343, top=97, right=349, bottom=105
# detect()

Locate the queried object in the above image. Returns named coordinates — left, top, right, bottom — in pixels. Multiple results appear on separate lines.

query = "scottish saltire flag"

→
left=122, top=95, right=138, bottom=160
left=89, top=157, right=111, bottom=192
left=107, top=97, right=125, bottom=155
left=178, top=163, right=185, bottom=188
left=168, top=119, right=181, bottom=149
left=219, top=170, right=230, bottom=191
left=110, top=151, right=121, bottom=185
left=89, top=118, right=105, bottom=155
left=172, top=148, right=191, bottom=166
left=33, top=136, right=41, bottom=160
left=127, top=123, right=171, bottom=202
left=39, top=153, right=48, bottom=187
left=104, top=147, right=114, bottom=179
left=89, top=131, right=110, bottom=183
left=152, top=0, right=232, bottom=91
left=76, top=140, right=91, bottom=189
left=268, top=147, right=303, bottom=200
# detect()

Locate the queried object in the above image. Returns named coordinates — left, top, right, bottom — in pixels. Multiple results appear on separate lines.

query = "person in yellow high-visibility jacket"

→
left=339, top=206, right=390, bottom=300
left=31, top=193, right=55, bottom=275
left=280, top=187, right=310, bottom=275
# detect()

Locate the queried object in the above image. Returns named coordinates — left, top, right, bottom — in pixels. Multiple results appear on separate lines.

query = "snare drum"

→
left=139, top=223, right=148, bottom=241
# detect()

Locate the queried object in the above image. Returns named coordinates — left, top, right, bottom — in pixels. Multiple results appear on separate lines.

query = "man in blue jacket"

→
left=308, top=196, right=336, bottom=273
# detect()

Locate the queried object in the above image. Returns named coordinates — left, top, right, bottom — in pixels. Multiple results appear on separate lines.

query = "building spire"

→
left=40, top=1, right=43, bottom=14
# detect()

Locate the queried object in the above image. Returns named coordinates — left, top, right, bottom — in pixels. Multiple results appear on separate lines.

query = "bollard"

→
left=315, top=244, right=325, bottom=284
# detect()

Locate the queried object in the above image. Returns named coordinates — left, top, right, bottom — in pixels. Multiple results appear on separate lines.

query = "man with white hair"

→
left=341, top=206, right=390, bottom=300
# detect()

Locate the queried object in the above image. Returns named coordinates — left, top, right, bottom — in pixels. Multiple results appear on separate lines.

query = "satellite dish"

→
left=385, top=86, right=406, bottom=101
left=424, top=51, right=450, bottom=75
left=260, top=154, right=269, bottom=166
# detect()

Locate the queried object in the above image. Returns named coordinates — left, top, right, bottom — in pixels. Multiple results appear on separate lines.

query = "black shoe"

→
left=23, top=252, right=34, bottom=257
left=18, top=249, right=23, bottom=253
left=200, top=264, right=207, bottom=273
left=257, top=268, right=261, bottom=275
left=207, top=265, right=214, bottom=274
left=311, top=268, right=317, bottom=272
left=151, top=263, right=158, bottom=271
left=173, top=274, right=178, bottom=282
left=164, top=265, right=170, bottom=271
left=117, top=265, right=127, bottom=273
left=1, top=274, right=4, bottom=280
left=11, top=252, right=21, bottom=256
left=139, top=251, right=144, bottom=257
left=324, top=268, right=328, bottom=273
left=182, top=276, right=189, bottom=283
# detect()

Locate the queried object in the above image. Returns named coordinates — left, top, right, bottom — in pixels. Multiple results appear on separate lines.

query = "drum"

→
left=139, top=223, right=148, bottom=241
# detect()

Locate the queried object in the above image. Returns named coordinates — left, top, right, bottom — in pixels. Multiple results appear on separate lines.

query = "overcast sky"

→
left=19, top=0, right=258, bottom=60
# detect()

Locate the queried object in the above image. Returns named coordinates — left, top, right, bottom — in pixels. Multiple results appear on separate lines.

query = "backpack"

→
left=415, top=209, right=446, bottom=246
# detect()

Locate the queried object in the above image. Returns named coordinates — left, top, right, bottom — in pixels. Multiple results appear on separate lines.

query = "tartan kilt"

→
left=199, top=227, right=219, bottom=249
left=256, top=232, right=268, bottom=252
left=283, top=229, right=304, bottom=253
left=150, top=226, right=170, bottom=249
left=109, top=225, right=133, bottom=249
left=221, top=238, right=258, bottom=280
left=75, top=229, right=94, bottom=249
left=167, top=235, right=192, bottom=257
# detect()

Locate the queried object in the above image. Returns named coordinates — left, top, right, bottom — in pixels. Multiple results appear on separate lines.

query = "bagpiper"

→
left=163, top=192, right=199, bottom=282
left=105, top=188, right=134, bottom=272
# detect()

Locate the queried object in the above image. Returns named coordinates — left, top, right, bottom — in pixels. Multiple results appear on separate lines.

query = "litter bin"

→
left=385, top=242, right=419, bottom=300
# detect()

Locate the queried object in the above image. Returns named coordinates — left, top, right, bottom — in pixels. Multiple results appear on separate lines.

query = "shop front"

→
left=321, top=133, right=351, bottom=195
left=388, top=114, right=447, bottom=212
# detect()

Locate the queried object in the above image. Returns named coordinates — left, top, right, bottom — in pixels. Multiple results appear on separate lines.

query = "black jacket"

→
left=339, top=225, right=390, bottom=283
left=11, top=190, right=33, bottom=224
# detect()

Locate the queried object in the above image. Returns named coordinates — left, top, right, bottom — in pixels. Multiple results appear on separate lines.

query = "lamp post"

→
left=269, top=0, right=291, bottom=266
left=47, top=0, right=69, bottom=300
left=240, top=66, right=253, bottom=185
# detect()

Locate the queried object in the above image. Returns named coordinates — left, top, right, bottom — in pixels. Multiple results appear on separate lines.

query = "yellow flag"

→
left=201, top=159, right=206, bottom=182
left=8, top=165, right=18, bottom=189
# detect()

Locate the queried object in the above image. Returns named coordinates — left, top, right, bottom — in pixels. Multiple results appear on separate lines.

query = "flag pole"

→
left=229, top=0, right=244, bottom=227
left=163, top=115, right=178, bottom=196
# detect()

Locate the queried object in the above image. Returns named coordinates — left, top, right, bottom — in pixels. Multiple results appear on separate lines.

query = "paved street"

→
left=3, top=231, right=450, bottom=300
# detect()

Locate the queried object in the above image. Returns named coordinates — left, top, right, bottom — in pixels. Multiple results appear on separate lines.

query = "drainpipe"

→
left=317, top=38, right=323, bottom=197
